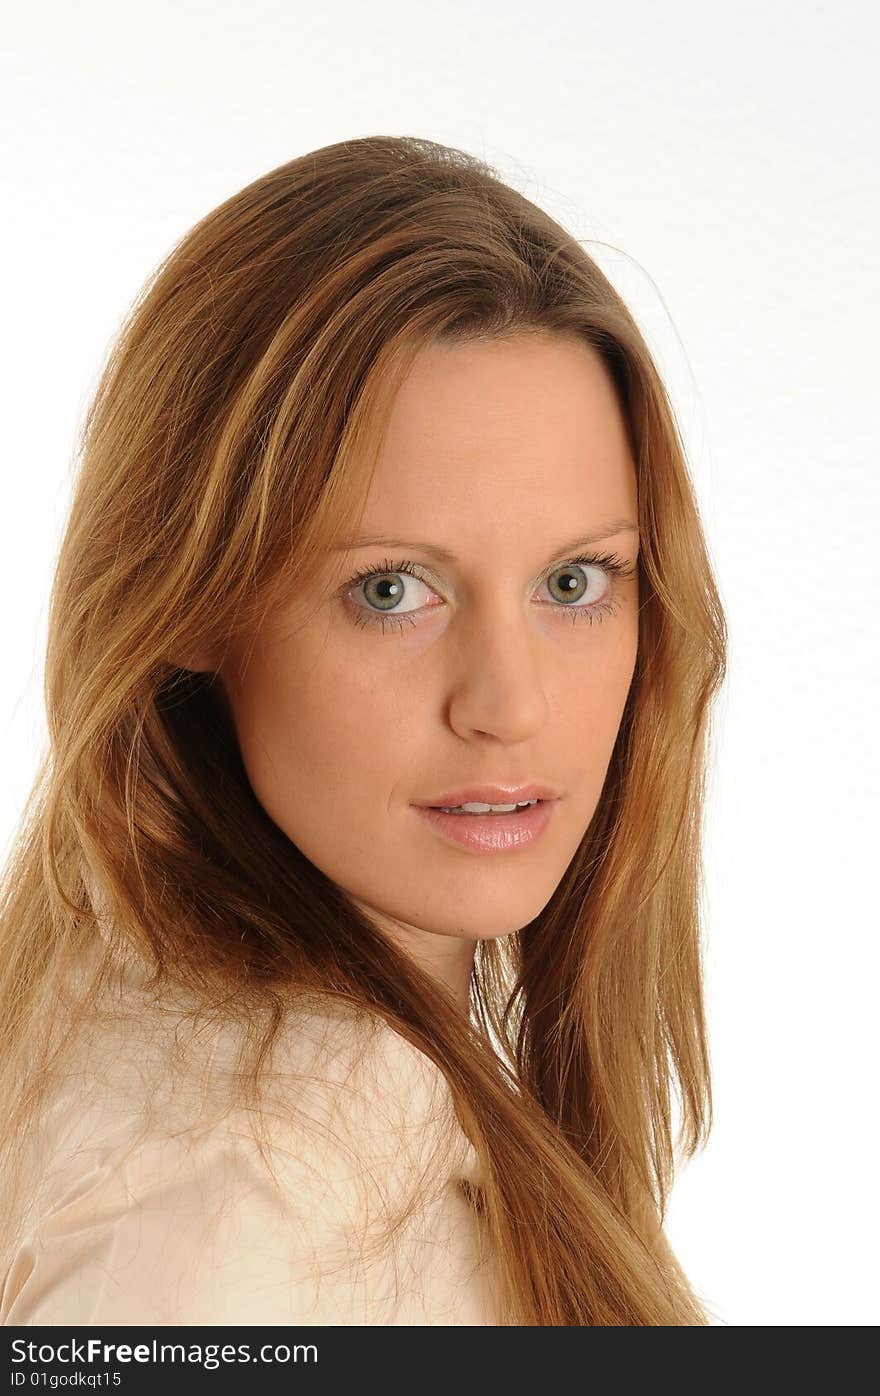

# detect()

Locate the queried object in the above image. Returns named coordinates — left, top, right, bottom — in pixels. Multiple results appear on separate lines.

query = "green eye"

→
left=342, top=551, right=635, bottom=636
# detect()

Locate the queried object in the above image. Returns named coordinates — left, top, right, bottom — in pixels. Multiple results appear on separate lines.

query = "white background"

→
left=2, top=0, right=877, bottom=1326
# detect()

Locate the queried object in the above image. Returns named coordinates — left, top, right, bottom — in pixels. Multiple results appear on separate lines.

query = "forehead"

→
left=357, top=333, right=637, bottom=536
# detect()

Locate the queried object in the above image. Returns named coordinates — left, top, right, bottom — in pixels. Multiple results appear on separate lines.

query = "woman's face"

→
left=218, top=332, right=640, bottom=1005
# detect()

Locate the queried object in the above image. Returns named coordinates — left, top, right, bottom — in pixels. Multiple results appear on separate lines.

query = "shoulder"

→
left=1, top=992, right=480, bottom=1325
left=2, top=1116, right=354, bottom=1325
left=224, top=1002, right=481, bottom=1230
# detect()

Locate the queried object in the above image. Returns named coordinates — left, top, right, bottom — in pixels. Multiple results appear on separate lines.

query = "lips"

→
left=414, top=797, right=556, bottom=852
left=416, top=782, right=560, bottom=809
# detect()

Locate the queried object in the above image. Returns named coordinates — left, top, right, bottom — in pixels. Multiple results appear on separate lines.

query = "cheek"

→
left=558, top=619, right=638, bottom=780
left=227, top=641, right=421, bottom=851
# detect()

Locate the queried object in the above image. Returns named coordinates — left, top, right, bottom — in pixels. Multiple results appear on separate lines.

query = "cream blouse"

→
left=0, top=942, right=503, bottom=1326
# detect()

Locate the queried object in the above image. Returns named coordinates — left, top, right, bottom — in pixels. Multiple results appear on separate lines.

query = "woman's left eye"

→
left=341, top=552, right=636, bottom=636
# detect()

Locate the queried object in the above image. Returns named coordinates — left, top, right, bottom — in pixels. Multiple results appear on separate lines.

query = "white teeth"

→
left=436, top=799, right=539, bottom=814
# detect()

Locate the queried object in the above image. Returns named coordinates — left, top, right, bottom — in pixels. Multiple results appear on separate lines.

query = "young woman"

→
left=0, top=135, right=727, bottom=1326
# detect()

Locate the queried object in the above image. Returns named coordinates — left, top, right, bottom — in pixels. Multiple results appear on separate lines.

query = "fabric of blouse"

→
left=0, top=942, right=504, bottom=1326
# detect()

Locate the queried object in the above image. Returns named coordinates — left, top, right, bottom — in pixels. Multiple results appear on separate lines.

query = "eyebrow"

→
left=333, top=519, right=639, bottom=562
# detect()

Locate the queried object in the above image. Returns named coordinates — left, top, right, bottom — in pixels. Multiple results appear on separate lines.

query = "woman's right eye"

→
left=343, top=559, right=443, bottom=634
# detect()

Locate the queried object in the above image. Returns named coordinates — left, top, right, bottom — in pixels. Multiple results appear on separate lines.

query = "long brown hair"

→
left=0, top=135, right=726, bottom=1324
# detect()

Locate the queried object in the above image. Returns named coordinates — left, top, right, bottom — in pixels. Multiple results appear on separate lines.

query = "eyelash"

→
left=341, top=550, right=637, bottom=637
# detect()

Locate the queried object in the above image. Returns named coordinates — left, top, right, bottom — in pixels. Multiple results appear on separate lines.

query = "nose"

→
left=446, top=596, right=550, bottom=744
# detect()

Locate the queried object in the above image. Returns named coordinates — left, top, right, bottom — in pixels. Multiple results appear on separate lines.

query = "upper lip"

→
left=415, top=783, right=560, bottom=808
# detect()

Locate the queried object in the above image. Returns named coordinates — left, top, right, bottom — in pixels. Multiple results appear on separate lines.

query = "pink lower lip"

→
left=413, top=799, right=556, bottom=853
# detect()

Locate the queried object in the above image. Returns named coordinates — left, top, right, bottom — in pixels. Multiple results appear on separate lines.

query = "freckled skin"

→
left=215, top=334, right=640, bottom=1012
